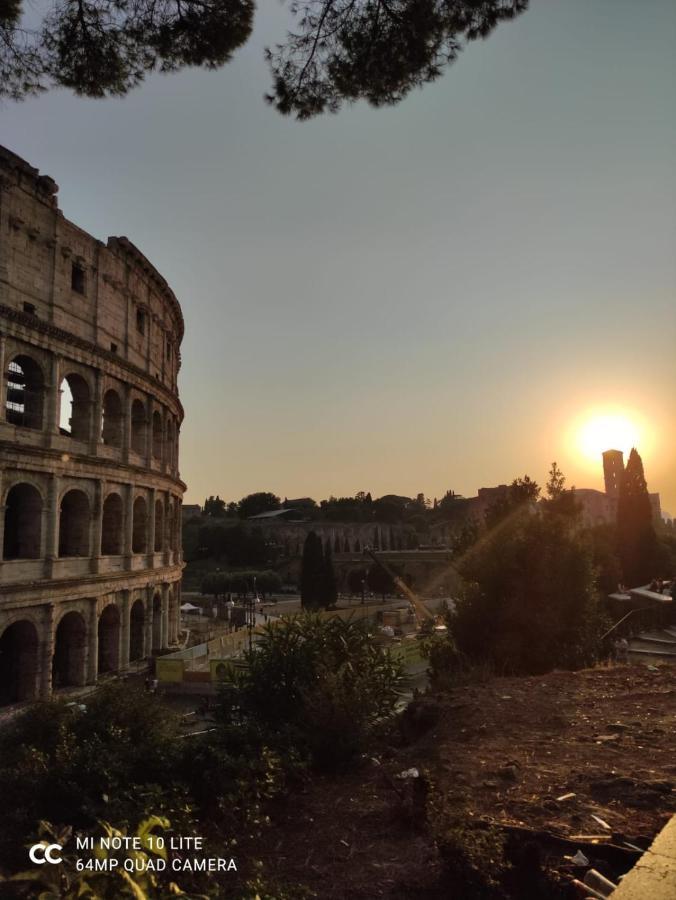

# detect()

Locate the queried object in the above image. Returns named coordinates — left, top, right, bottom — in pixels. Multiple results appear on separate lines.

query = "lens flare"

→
left=577, top=413, right=640, bottom=461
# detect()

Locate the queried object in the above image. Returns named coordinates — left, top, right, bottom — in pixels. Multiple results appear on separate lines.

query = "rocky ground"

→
left=258, top=663, right=675, bottom=898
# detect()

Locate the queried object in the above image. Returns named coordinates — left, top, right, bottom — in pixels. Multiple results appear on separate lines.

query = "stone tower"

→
left=602, top=449, right=624, bottom=498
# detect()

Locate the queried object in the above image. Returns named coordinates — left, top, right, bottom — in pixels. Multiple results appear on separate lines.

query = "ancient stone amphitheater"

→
left=0, top=146, right=185, bottom=706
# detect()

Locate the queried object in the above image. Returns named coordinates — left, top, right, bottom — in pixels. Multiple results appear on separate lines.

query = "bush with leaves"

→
left=0, top=684, right=193, bottom=869
left=227, top=615, right=403, bottom=770
left=452, top=502, right=607, bottom=675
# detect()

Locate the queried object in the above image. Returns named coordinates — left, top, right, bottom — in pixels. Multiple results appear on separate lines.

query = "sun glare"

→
left=577, top=412, right=641, bottom=461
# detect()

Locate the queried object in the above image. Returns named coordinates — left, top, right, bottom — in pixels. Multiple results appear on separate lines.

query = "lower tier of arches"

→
left=0, top=582, right=181, bottom=705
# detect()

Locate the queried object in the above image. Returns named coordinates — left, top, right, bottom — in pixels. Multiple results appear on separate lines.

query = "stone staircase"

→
left=628, top=625, right=676, bottom=661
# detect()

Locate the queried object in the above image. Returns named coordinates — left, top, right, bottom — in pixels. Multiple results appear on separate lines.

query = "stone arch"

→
left=52, top=611, right=86, bottom=688
left=0, top=619, right=39, bottom=704
left=101, top=493, right=123, bottom=555
left=130, top=399, right=146, bottom=455
left=3, top=482, right=42, bottom=559
left=5, top=354, right=44, bottom=429
left=98, top=604, right=120, bottom=674
left=59, top=372, right=91, bottom=441
left=152, top=593, right=162, bottom=650
left=132, top=496, right=148, bottom=553
left=130, top=599, right=145, bottom=661
left=152, top=410, right=163, bottom=460
left=154, top=499, right=164, bottom=552
left=102, top=389, right=123, bottom=447
left=58, top=489, right=90, bottom=557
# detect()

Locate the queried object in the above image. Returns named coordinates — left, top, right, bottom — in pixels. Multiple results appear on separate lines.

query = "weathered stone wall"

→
left=0, top=146, right=185, bottom=705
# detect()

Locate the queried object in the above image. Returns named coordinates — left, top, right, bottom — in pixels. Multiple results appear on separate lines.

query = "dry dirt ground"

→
left=258, top=663, right=675, bottom=899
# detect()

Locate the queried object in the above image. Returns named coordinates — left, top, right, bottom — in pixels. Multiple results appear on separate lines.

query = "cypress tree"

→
left=617, top=448, right=657, bottom=586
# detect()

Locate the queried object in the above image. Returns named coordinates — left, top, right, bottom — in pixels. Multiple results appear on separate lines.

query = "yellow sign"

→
left=156, top=658, right=185, bottom=683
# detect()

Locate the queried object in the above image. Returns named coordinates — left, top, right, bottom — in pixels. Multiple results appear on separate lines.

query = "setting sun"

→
left=577, top=412, right=641, bottom=461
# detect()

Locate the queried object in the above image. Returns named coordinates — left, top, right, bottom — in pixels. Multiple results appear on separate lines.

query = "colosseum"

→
left=0, top=146, right=185, bottom=706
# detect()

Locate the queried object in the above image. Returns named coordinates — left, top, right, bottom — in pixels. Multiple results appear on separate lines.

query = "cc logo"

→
left=29, top=843, right=63, bottom=865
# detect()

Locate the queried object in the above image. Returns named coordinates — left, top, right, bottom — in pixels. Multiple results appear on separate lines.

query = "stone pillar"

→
left=0, top=466, right=4, bottom=569
left=119, top=591, right=130, bottom=673
left=124, top=483, right=134, bottom=570
left=0, top=334, right=6, bottom=410
left=161, top=584, right=169, bottom=649
left=39, top=603, right=55, bottom=700
left=145, top=396, right=154, bottom=469
left=161, top=411, right=168, bottom=474
left=147, top=487, right=156, bottom=568
left=163, top=491, right=171, bottom=566
left=175, top=500, right=182, bottom=564
left=44, top=473, right=60, bottom=578
left=91, top=480, right=104, bottom=574
left=122, top=383, right=131, bottom=464
left=89, top=368, right=103, bottom=455
left=45, top=353, right=61, bottom=448
left=145, top=591, right=154, bottom=659
left=86, top=597, right=98, bottom=684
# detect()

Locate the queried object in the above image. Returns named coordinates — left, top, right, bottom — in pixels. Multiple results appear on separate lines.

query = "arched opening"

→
left=58, top=489, right=90, bottom=557
left=130, top=399, right=146, bottom=455
left=152, top=594, right=162, bottom=651
left=154, top=499, right=164, bottom=552
left=98, top=605, right=120, bottom=674
left=59, top=373, right=91, bottom=441
left=101, top=493, right=123, bottom=555
left=130, top=599, right=145, bottom=661
left=152, top=411, right=163, bottom=460
left=0, top=620, right=38, bottom=704
left=102, top=389, right=123, bottom=447
left=6, top=355, right=44, bottom=429
left=52, top=611, right=86, bottom=688
left=132, top=496, right=147, bottom=553
left=3, top=483, right=42, bottom=559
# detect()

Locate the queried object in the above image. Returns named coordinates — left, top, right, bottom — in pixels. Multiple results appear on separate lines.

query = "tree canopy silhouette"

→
left=1, top=0, right=528, bottom=116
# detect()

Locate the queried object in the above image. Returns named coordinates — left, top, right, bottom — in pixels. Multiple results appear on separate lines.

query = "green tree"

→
left=542, top=461, right=580, bottom=519
left=237, top=491, right=281, bottom=519
left=484, top=475, right=540, bottom=530
left=617, top=448, right=658, bottom=587
left=2, top=0, right=528, bottom=113
left=204, top=494, right=226, bottom=517
left=300, top=530, right=325, bottom=609
left=452, top=504, right=605, bottom=674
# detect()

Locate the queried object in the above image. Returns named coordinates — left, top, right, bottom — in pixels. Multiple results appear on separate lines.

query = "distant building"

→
left=603, top=449, right=624, bottom=497
left=575, top=449, right=661, bottom=526
left=182, top=504, right=202, bottom=520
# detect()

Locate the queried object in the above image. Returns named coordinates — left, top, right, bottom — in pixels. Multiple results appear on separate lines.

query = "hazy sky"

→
left=3, top=0, right=675, bottom=511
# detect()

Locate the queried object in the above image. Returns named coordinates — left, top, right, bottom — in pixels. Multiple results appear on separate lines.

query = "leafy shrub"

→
left=228, top=614, right=403, bottom=770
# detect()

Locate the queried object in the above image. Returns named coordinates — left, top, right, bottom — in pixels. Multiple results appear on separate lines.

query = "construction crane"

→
left=362, top=546, right=435, bottom=628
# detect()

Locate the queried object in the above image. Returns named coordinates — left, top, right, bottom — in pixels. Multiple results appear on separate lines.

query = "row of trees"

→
left=202, top=489, right=480, bottom=528
left=1, top=0, right=529, bottom=118
left=426, top=457, right=674, bottom=678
